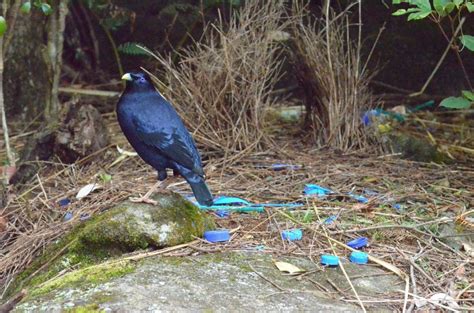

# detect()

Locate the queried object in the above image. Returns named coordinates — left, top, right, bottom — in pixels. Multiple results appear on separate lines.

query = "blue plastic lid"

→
left=58, top=198, right=71, bottom=207
left=350, top=251, right=368, bottom=264
left=204, top=230, right=230, bottom=243
left=281, top=229, right=303, bottom=241
left=347, top=237, right=369, bottom=249
left=321, top=254, right=339, bottom=266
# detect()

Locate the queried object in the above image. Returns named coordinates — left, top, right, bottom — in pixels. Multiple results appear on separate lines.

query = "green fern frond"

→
left=117, top=42, right=151, bottom=56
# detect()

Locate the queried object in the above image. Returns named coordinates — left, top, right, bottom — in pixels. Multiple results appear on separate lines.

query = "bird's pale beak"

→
left=121, top=73, right=133, bottom=81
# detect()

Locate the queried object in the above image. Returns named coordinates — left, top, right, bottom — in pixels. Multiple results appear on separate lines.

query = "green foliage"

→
left=117, top=42, right=150, bottom=56
left=20, top=1, right=31, bottom=14
left=440, top=96, right=472, bottom=109
left=0, top=16, right=6, bottom=37
left=20, top=1, right=53, bottom=15
left=459, top=34, right=474, bottom=51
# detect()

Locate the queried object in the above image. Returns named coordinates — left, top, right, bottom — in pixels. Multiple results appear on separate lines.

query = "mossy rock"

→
left=7, top=192, right=214, bottom=298
left=386, top=132, right=449, bottom=163
left=71, top=191, right=214, bottom=256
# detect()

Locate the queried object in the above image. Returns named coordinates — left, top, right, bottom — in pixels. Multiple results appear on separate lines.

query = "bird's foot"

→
left=129, top=195, right=158, bottom=205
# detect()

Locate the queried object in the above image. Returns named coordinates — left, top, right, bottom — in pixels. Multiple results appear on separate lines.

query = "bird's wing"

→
left=132, top=114, right=204, bottom=176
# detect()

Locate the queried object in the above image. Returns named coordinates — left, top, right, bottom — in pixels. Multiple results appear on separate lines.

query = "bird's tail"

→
left=188, top=178, right=214, bottom=206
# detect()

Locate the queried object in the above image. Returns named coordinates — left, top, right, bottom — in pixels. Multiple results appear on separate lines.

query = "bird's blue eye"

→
left=138, top=77, right=146, bottom=83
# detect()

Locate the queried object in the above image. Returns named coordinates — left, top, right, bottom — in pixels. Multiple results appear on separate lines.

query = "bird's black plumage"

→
left=117, top=71, right=213, bottom=206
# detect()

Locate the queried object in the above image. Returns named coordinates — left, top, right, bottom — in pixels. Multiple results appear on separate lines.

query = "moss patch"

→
left=30, top=260, right=134, bottom=298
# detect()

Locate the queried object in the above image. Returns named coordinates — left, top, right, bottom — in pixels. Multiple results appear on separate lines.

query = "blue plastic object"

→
left=321, top=254, right=339, bottom=266
left=347, top=237, right=369, bottom=249
left=393, top=203, right=403, bottom=211
left=215, top=210, right=229, bottom=218
left=304, top=184, right=333, bottom=197
left=350, top=251, right=368, bottom=264
left=324, top=215, right=337, bottom=224
left=271, top=164, right=302, bottom=171
left=79, top=213, right=90, bottom=221
left=58, top=198, right=71, bottom=207
left=214, top=196, right=250, bottom=206
left=204, top=230, right=230, bottom=242
left=348, top=192, right=369, bottom=203
left=281, top=229, right=303, bottom=241
left=63, top=212, right=73, bottom=222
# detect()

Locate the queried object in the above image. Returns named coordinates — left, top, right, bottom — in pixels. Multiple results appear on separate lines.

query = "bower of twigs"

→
left=0, top=109, right=472, bottom=311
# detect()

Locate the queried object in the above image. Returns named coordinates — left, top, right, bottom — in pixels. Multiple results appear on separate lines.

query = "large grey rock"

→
left=15, top=252, right=402, bottom=312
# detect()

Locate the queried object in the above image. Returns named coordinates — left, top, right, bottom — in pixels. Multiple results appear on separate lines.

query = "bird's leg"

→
left=129, top=180, right=162, bottom=205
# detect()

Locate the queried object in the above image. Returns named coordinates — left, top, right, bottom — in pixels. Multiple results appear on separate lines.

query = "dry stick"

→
left=311, top=202, right=367, bottom=313
left=410, top=17, right=466, bottom=97
left=399, top=291, right=461, bottom=312
left=248, top=263, right=285, bottom=292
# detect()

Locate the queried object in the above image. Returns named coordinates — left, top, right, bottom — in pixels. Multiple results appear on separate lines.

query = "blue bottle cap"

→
left=321, top=254, right=339, bottom=266
left=204, top=230, right=230, bottom=243
left=58, top=198, right=71, bottom=207
left=281, top=229, right=303, bottom=241
left=350, top=251, right=368, bottom=264
left=347, top=237, right=368, bottom=249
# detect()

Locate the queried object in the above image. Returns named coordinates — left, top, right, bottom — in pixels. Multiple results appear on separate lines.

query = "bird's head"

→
left=121, top=71, right=155, bottom=92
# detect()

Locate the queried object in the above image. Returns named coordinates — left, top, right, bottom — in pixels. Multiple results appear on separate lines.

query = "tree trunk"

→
left=4, top=11, right=51, bottom=122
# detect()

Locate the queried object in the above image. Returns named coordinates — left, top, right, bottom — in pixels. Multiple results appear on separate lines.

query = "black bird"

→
left=117, top=71, right=213, bottom=206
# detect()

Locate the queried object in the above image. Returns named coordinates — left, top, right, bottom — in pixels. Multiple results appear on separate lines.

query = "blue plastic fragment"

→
left=348, top=193, right=369, bottom=203
left=304, top=184, right=333, bottom=197
left=204, top=230, right=230, bottom=243
left=324, top=215, right=337, bottom=224
left=363, top=189, right=379, bottom=196
left=350, top=251, right=368, bottom=264
left=393, top=203, right=402, bottom=211
left=214, top=196, right=250, bottom=206
left=271, top=163, right=302, bottom=171
left=58, top=198, right=71, bottom=207
left=63, top=212, right=73, bottom=222
left=321, top=254, right=339, bottom=266
left=215, top=210, right=229, bottom=218
left=281, top=229, right=303, bottom=241
left=79, top=213, right=90, bottom=221
left=255, top=245, right=266, bottom=251
left=347, top=237, right=369, bottom=249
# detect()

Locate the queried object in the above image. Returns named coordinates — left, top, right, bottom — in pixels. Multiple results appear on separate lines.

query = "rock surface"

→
left=15, top=252, right=402, bottom=312
left=8, top=193, right=214, bottom=297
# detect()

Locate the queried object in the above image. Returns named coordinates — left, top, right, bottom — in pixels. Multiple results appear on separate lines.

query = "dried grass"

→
left=143, top=0, right=288, bottom=158
left=291, top=2, right=376, bottom=150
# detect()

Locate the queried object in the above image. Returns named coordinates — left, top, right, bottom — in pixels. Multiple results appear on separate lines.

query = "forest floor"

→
left=0, top=112, right=473, bottom=311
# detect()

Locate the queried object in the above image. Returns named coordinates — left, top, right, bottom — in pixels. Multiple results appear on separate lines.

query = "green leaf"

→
left=41, top=3, right=52, bottom=15
left=20, top=1, right=31, bottom=14
left=117, top=42, right=151, bottom=56
left=444, top=3, right=455, bottom=14
left=433, top=0, right=449, bottom=15
left=440, top=97, right=472, bottom=109
left=453, top=0, right=463, bottom=7
left=462, top=90, right=474, bottom=101
left=459, top=35, right=474, bottom=51
left=99, top=173, right=112, bottom=183
left=392, top=8, right=408, bottom=15
left=410, top=0, right=432, bottom=11
left=0, top=16, right=7, bottom=37
left=467, top=2, right=474, bottom=12
left=407, top=10, right=432, bottom=20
